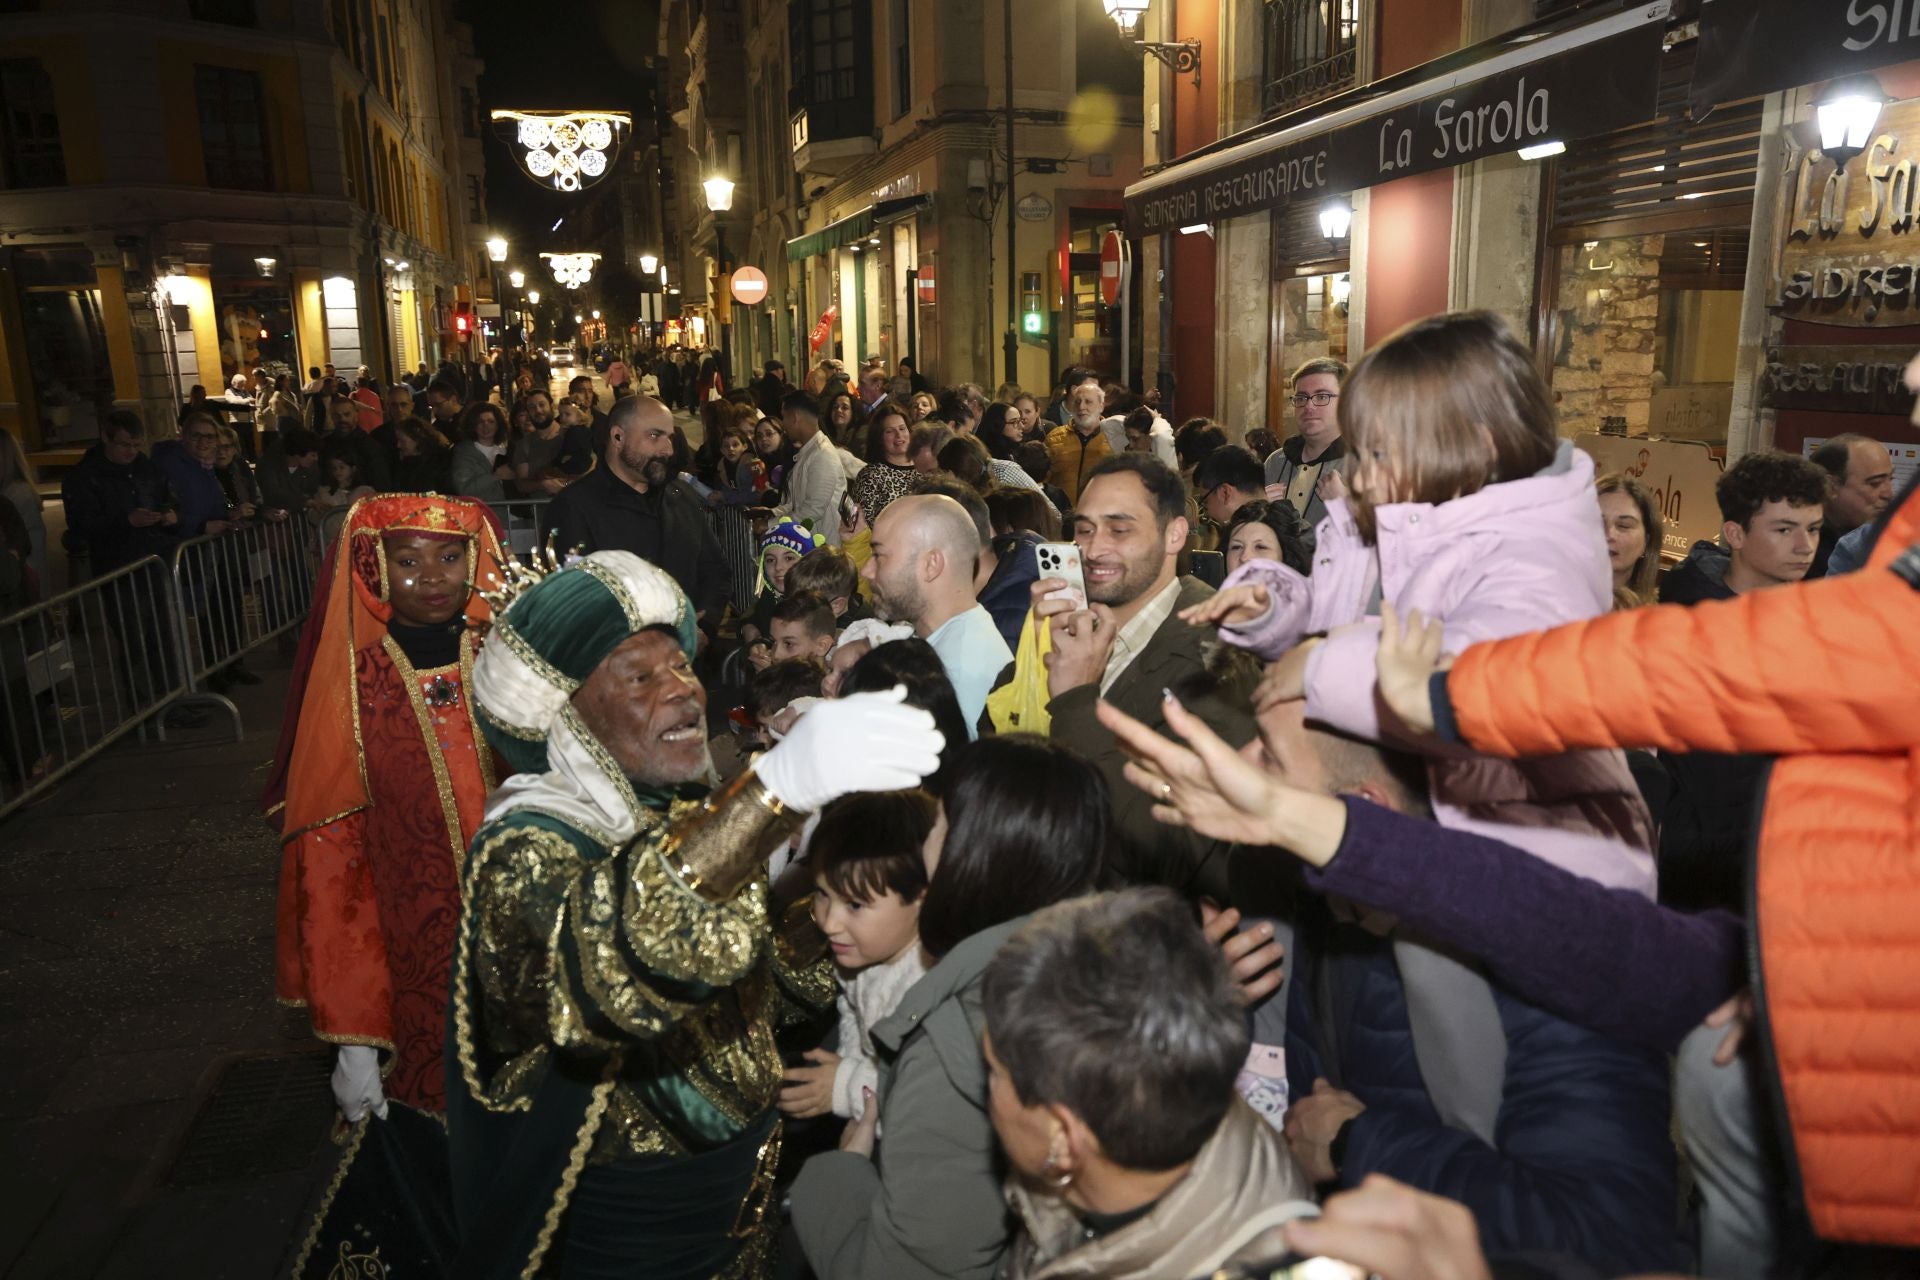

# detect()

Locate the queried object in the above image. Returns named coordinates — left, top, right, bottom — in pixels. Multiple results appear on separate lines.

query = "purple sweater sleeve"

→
left=1306, top=797, right=1745, bottom=1054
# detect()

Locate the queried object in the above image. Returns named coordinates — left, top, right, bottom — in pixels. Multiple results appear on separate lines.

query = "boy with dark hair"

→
left=786, top=546, right=870, bottom=624
left=747, top=656, right=826, bottom=745
left=769, top=590, right=838, bottom=663
left=1664, top=450, right=1828, bottom=605
left=1657, top=449, right=1828, bottom=912
left=779, top=790, right=936, bottom=1123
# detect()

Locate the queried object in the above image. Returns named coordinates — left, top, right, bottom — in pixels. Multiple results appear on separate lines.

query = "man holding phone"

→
left=1022, top=454, right=1257, bottom=893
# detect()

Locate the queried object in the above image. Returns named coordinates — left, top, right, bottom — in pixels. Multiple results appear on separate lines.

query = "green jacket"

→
left=790, top=917, right=1026, bottom=1280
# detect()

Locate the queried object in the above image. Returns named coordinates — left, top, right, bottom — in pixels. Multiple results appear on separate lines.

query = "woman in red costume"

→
left=265, top=494, right=506, bottom=1119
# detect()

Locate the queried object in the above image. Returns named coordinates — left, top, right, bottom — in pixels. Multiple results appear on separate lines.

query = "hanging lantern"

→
left=492, top=110, right=632, bottom=194
left=541, top=252, right=602, bottom=289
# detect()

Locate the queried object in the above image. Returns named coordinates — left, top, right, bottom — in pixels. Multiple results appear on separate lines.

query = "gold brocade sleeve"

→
left=767, top=895, right=838, bottom=1027
left=468, top=780, right=804, bottom=1058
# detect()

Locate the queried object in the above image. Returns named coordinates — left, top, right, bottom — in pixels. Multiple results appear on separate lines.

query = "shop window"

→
left=189, top=0, right=257, bottom=24
left=23, top=290, right=113, bottom=445
left=1540, top=42, right=1759, bottom=441
left=195, top=65, right=274, bottom=191
left=1064, top=211, right=1123, bottom=375
left=1546, top=233, right=1744, bottom=439
left=0, top=58, right=64, bottom=188
left=1265, top=0, right=1360, bottom=118
left=214, top=278, right=296, bottom=388
left=1269, top=201, right=1349, bottom=428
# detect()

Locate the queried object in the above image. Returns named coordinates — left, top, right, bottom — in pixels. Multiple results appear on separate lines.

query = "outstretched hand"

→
left=1098, top=695, right=1287, bottom=848
left=1179, top=582, right=1271, bottom=630
left=1376, top=601, right=1449, bottom=736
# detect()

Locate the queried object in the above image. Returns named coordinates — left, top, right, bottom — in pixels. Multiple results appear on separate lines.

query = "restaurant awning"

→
left=786, top=195, right=931, bottom=262
left=1123, top=0, right=1672, bottom=239
left=1690, top=0, right=1915, bottom=117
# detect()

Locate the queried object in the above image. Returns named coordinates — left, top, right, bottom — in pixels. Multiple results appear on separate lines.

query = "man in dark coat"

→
left=542, top=395, right=730, bottom=627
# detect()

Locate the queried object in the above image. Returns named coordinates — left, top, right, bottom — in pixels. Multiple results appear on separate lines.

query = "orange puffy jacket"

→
left=1443, top=485, right=1920, bottom=1248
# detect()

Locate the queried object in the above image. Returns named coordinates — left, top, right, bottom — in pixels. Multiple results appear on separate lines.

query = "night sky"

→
left=456, top=0, right=663, bottom=252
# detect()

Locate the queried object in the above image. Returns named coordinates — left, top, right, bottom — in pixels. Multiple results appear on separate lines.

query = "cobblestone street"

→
left=0, top=650, right=332, bottom=1278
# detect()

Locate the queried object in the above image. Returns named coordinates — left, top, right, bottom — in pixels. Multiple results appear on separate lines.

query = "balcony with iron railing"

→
left=1264, top=0, right=1361, bottom=119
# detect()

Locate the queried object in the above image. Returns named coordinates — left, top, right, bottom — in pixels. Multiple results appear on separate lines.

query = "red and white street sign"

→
left=915, top=265, right=937, bottom=305
left=730, top=266, right=769, bottom=306
left=1099, top=230, right=1130, bottom=307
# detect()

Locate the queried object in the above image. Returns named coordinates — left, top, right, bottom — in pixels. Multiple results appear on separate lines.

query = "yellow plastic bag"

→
left=986, top=607, right=1052, bottom=735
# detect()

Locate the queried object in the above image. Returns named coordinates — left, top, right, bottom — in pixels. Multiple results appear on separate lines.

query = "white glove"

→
left=755, top=685, right=944, bottom=812
left=331, top=1045, right=389, bottom=1123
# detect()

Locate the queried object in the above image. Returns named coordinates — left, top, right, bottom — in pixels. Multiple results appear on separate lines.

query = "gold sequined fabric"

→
left=458, top=792, right=832, bottom=1164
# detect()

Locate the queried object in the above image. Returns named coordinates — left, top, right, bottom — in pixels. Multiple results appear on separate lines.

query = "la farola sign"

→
left=1124, top=5, right=1668, bottom=238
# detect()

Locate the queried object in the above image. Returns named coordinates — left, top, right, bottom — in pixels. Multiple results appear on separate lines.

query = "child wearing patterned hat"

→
left=739, top=517, right=824, bottom=671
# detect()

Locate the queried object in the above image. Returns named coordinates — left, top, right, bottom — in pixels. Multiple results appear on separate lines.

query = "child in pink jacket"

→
left=1191, top=310, right=1654, bottom=895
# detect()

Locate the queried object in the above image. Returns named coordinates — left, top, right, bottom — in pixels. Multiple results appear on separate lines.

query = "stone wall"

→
left=1548, top=234, right=1662, bottom=436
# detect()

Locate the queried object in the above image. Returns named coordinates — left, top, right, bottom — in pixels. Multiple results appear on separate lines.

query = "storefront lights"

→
left=492, top=110, right=631, bottom=193
left=1816, top=75, right=1886, bottom=160
left=1318, top=201, right=1353, bottom=241
left=253, top=256, right=277, bottom=277
left=486, top=236, right=509, bottom=262
left=1517, top=140, right=1566, bottom=161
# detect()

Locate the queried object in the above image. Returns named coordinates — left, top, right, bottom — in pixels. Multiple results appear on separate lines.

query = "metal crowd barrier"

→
left=0, top=556, right=186, bottom=820
left=489, top=498, right=552, bottom=561
left=167, top=518, right=325, bottom=733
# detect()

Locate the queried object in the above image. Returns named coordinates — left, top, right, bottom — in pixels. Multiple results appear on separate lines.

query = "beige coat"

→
left=1006, top=1097, right=1316, bottom=1280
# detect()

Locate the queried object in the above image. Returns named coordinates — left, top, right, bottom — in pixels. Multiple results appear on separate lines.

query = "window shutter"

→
left=1548, top=41, right=1763, bottom=245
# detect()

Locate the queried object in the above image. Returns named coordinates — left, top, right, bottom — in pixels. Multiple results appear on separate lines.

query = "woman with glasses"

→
left=1262, top=356, right=1348, bottom=534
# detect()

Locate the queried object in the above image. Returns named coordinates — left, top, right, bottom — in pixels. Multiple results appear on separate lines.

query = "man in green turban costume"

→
left=455, top=549, right=943, bottom=1279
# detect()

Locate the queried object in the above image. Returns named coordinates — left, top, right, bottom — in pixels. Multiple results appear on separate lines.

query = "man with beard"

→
left=369, top=382, right=417, bottom=478
left=1043, top=379, right=1113, bottom=507
left=861, top=493, right=1010, bottom=733
left=568, top=373, right=612, bottom=456
left=1024, top=454, right=1256, bottom=893
left=454, top=551, right=944, bottom=1279
left=510, top=387, right=593, bottom=497
left=544, top=394, right=731, bottom=627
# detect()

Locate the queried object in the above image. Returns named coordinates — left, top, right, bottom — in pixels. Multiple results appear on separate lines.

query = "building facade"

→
left=1130, top=0, right=1920, bottom=553
left=655, top=0, right=1142, bottom=396
left=0, top=0, right=489, bottom=458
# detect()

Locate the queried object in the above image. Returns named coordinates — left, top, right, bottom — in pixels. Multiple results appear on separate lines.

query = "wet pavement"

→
left=0, top=648, right=333, bottom=1279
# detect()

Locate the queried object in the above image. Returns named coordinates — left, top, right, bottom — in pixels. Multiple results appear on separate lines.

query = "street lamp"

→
left=508, top=269, right=525, bottom=289
left=1102, top=0, right=1199, bottom=79
left=639, top=252, right=659, bottom=275
left=486, top=236, right=509, bottom=262
left=527, top=289, right=540, bottom=304
left=1319, top=200, right=1353, bottom=241
left=592, top=309, right=601, bottom=319
left=1817, top=73, right=1887, bottom=166
left=703, top=173, right=736, bottom=381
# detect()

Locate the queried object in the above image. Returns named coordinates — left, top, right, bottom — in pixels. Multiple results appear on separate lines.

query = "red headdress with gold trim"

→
left=263, top=495, right=507, bottom=839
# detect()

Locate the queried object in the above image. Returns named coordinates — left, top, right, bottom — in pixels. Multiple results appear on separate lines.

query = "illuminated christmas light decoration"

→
left=541, top=252, right=602, bottom=289
left=492, top=109, right=632, bottom=194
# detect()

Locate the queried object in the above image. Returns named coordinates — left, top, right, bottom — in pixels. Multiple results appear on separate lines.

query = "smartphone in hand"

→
left=1035, top=542, right=1088, bottom=612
